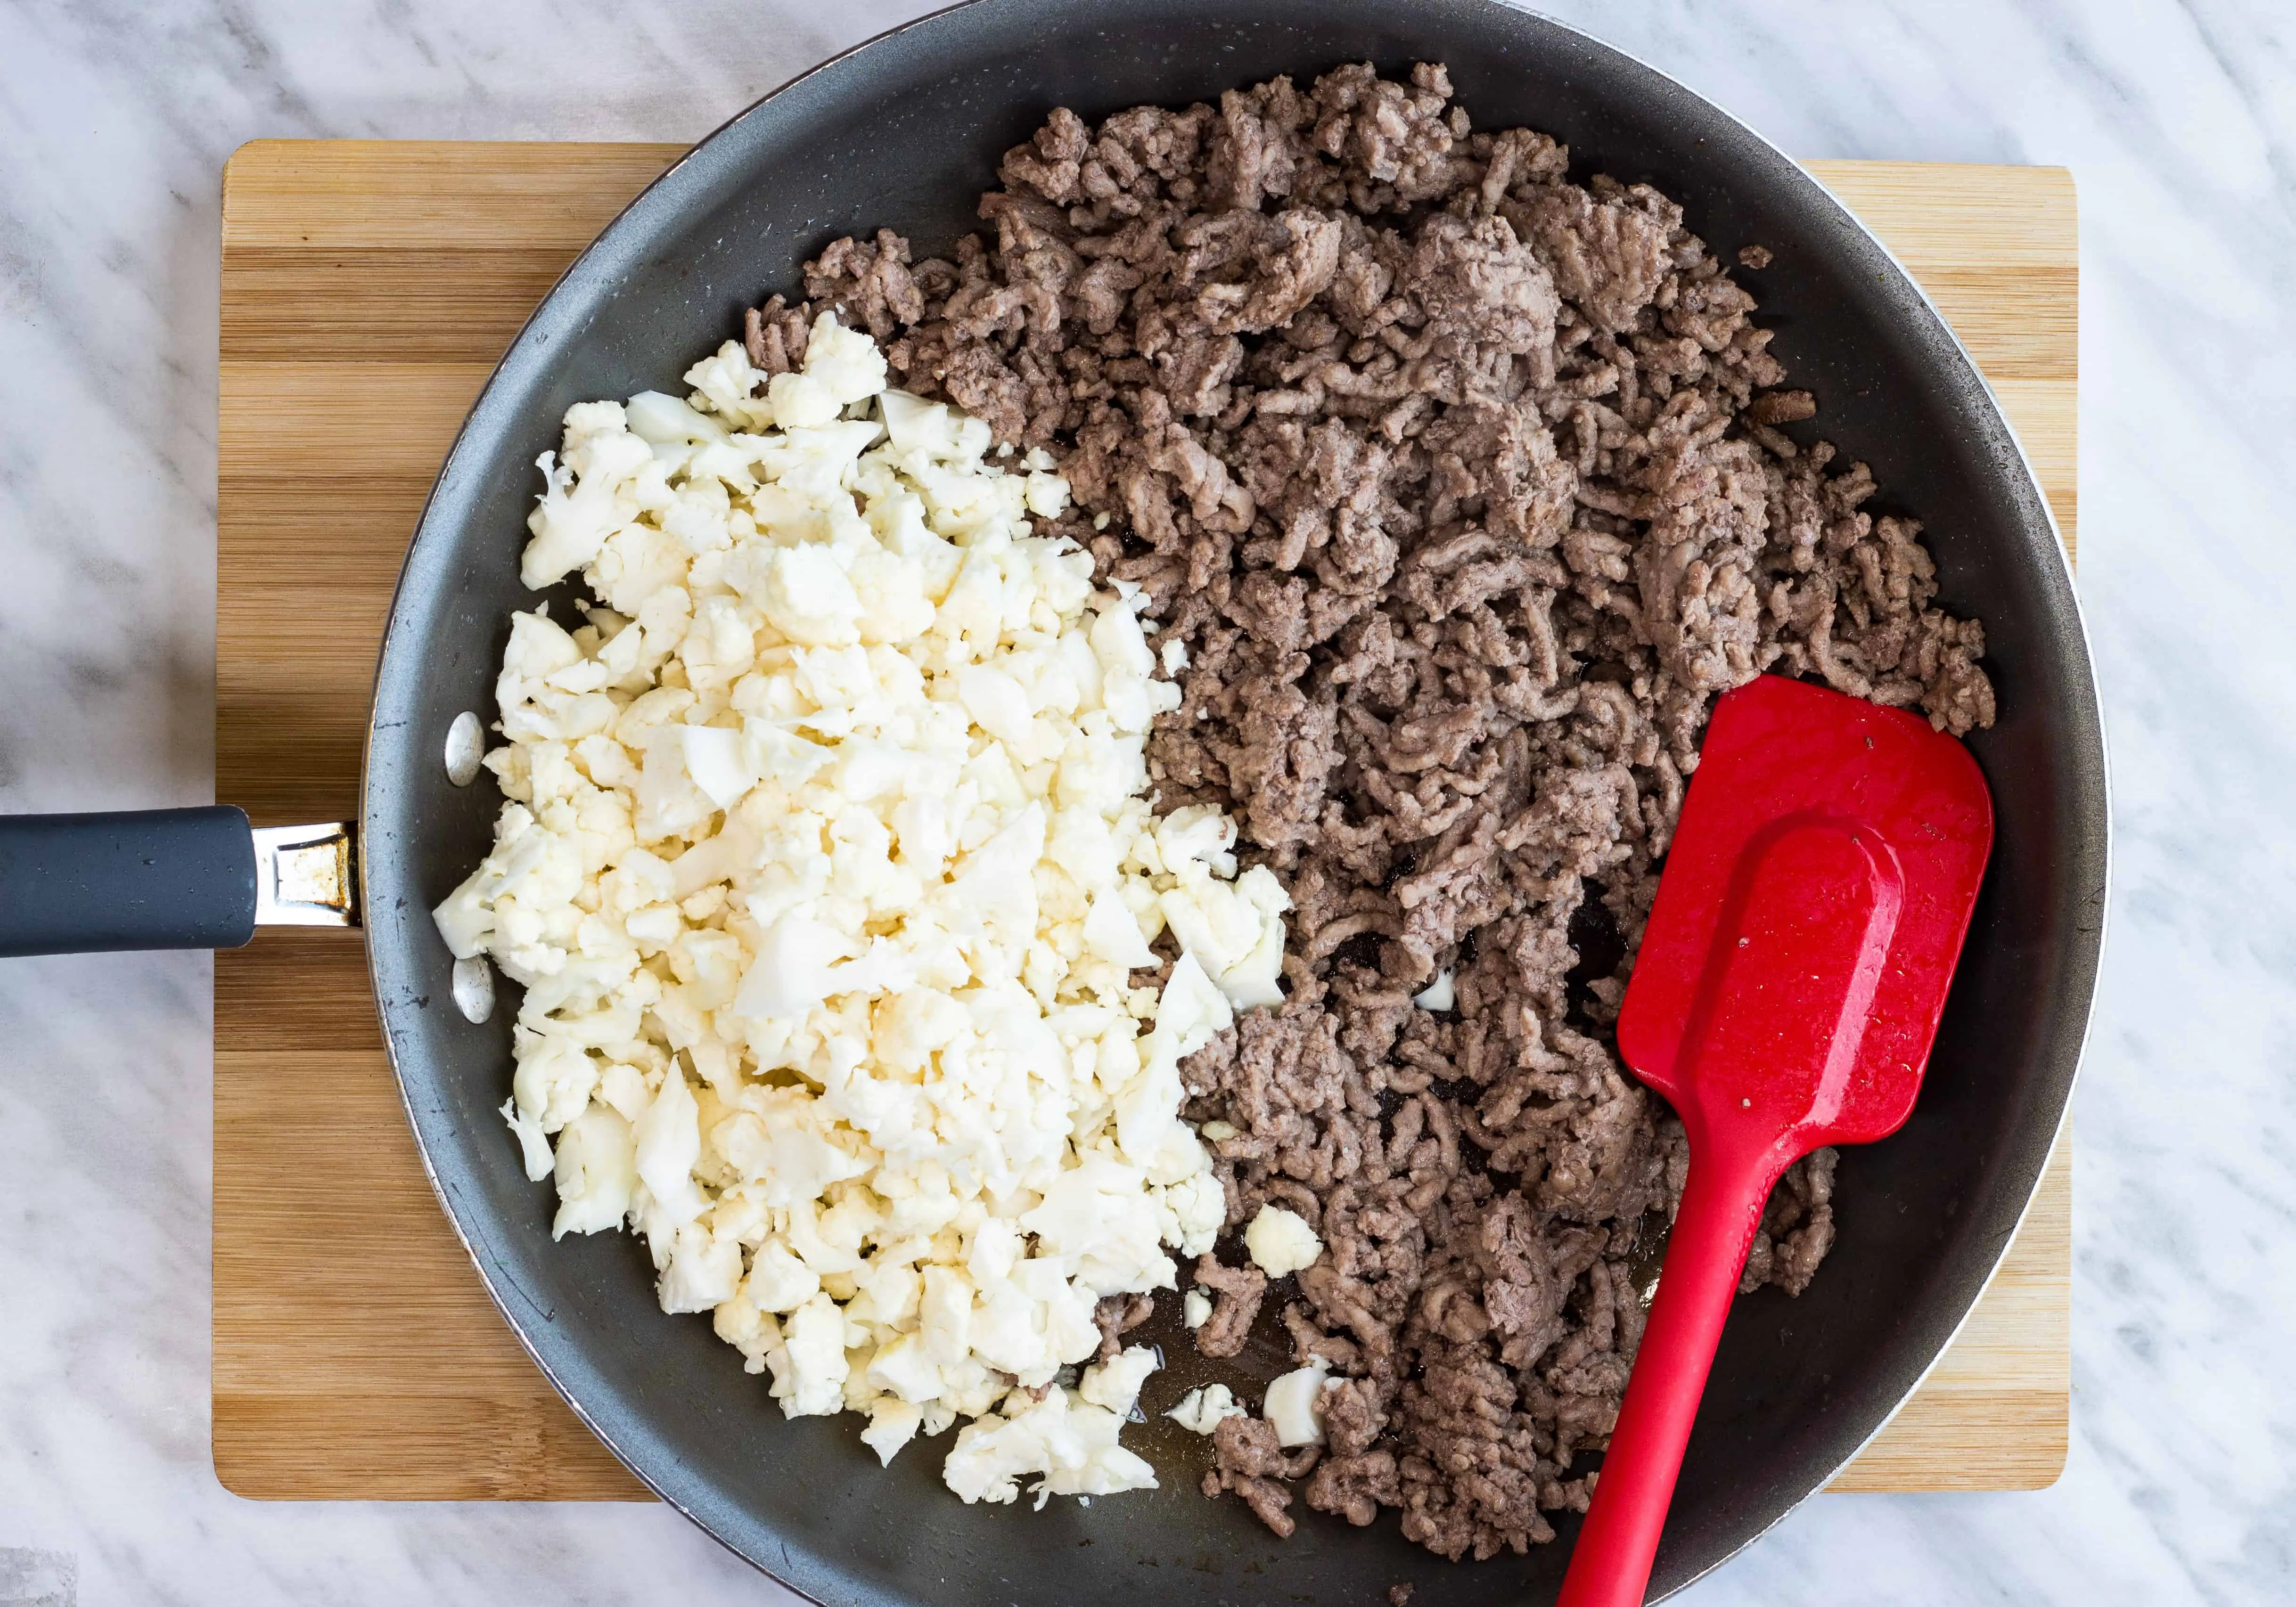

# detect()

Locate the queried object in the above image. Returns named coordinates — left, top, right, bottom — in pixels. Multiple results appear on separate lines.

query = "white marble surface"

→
left=1, top=0, right=2289, bottom=1600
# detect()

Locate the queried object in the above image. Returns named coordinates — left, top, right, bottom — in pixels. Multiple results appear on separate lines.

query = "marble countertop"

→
left=3, top=0, right=2290, bottom=1601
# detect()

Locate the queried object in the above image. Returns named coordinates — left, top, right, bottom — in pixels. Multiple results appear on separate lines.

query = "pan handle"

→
left=0, top=808, right=357, bottom=958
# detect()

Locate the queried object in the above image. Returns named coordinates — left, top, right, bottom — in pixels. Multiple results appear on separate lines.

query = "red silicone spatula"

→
left=1556, top=674, right=1993, bottom=1607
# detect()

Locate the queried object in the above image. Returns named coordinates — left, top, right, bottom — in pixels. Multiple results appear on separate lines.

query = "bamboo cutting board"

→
left=214, top=143, right=2076, bottom=1500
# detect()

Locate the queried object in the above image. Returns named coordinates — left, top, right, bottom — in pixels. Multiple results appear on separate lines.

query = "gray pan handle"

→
left=0, top=808, right=357, bottom=957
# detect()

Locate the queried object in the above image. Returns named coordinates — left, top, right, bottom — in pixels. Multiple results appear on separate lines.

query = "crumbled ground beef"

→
left=1205, top=1412, right=1322, bottom=1538
left=755, top=61, right=1992, bottom=1563
left=1191, top=1250, right=1270, bottom=1359
left=1092, top=1292, right=1156, bottom=1362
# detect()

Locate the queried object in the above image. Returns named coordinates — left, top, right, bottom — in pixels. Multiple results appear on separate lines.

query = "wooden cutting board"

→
left=213, top=142, right=2075, bottom=1500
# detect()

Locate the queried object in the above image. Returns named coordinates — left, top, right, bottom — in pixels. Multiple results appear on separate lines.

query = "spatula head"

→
left=1616, top=675, right=1993, bottom=1156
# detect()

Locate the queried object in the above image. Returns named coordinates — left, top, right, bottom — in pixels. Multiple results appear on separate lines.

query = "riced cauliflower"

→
left=434, top=312, right=1287, bottom=1508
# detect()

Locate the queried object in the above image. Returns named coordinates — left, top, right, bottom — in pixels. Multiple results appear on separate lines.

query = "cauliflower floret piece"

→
left=861, top=1397, right=925, bottom=1466
left=1264, top=1364, right=1337, bottom=1448
left=743, top=1240, right=822, bottom=1314
left=942, top=1389, right=1156, bottom=1507
left=551, top=1104, right=636, bottom=1236
left=658, top=1221, right=743, bottom=1314
left=1159, top=1172, right=1227, bottom=1259
left=1166, top=1382, right=1246, bottom=1435
left=523, top=406, right=654, bottom=589
left=631, top=1071, right=706, bottom=1229
left=500, top=1098, right=552, bottom=1182
left=1078, top=1345, right=1158, bottom=1418
left=511, top=1033, right=597, bottom=1134
left=1243, top=1204, right=1323, bottom=1278
left=768, top=1292, right=850, bottom=1418
left=681, top=342, right=773, bottom=432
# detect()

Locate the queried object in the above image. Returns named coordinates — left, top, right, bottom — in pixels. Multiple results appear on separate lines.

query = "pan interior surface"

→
left=361, top=2, right=2106, bottom=1601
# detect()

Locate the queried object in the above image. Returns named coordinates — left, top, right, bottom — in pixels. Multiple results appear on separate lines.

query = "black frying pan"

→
left=0, top=2, right=2106, bottom=1600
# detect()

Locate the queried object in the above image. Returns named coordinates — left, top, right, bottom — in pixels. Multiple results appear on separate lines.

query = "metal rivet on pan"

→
left=452, top=956, right=496, bottom=1023
left=444, top=710, right=485, bottom=786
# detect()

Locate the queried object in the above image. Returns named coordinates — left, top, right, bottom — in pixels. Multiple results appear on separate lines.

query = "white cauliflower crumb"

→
left=1165, top=1382, right=1246, bottom=1436
left=1243, top=1204, right=1324, bottom=1278
left=1264, top=1363, right=1336, bottom=1448
left=1078, top=1344, right=1158, bottom=1418
left=435, top=312, right=1289, bottom=1511
left=943, top=1388, right=1156, bottom=1508
left=1412, top=968, right=1455, bottom=1012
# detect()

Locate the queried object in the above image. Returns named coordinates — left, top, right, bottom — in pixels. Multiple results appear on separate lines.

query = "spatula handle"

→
left=1557, top=1143, right=1786, bottom=1607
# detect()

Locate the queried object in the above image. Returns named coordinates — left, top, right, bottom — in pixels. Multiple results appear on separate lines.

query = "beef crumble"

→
left=1191, top=1250, right=1271, bottom=1359
left=1091, top=1292, right=1157, bottom=1363
left=748, top=62, right=1993, bottom=1562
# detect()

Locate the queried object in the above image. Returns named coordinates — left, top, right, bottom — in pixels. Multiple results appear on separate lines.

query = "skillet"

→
left=0, top=1, right=2107, bottom=1599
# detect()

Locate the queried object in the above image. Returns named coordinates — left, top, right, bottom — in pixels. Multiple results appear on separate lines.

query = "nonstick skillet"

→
left=0, top=2, right=2106, bottom=1600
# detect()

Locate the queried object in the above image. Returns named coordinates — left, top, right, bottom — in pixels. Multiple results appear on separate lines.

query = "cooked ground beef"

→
left=1091, top=1291, right=1157, bottom=1363
left=1203, top=1412, right=1321, bottom=1539
left=1191, top=1250, right=1271, bottom=1359
left=751, top=60, right=1993, bottom=1562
